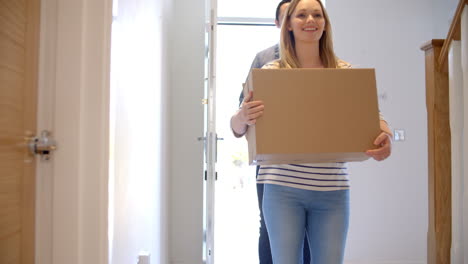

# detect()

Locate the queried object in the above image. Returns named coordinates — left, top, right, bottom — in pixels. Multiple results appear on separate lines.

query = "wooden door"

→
left=0, top=0, right=40, bottom=263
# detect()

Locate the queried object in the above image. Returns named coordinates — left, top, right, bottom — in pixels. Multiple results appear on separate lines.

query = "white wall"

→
left=168, top=0, right=205, bottom=263
left=108, top=0, right=176, bottom=263
left=326, top=0, right=458, bottom=263
left=160, top=0, right=173, bottom=263
left=432, top=0, right=459, bottom=38
left=108, top=0, right=204, bottom=262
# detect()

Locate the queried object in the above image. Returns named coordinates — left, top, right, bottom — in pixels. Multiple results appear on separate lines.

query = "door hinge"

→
left=204, top=170, right=217, bottom=181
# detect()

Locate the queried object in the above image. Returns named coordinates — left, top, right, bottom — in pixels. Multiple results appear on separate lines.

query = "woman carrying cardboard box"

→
left=230, top=0, right=393, bottom=263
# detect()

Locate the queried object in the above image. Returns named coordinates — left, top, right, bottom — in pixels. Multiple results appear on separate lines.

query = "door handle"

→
left=27, top=130, right=57, bottom=161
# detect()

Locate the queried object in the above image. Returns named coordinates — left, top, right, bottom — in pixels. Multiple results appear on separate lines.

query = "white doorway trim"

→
left=36, top=0, right=112, bottom=263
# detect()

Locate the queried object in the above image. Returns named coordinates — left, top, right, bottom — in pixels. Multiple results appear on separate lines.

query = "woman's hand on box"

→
left=230, top=91, right=264, bottom=137
left=239, top=91, right=264, bottom=126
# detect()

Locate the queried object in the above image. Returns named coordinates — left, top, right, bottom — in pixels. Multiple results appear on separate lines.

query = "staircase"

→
left=421, top=0, right=468, bottom=263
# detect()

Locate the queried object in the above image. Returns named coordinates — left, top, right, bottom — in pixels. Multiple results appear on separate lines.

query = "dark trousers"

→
left=256, top=166, right=311, bottom=264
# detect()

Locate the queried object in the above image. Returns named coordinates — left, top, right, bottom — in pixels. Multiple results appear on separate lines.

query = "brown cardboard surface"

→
left=244, top=68, right=381, bottom=165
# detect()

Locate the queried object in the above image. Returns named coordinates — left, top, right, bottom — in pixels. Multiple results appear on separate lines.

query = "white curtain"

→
left=449, top=40, right=464, bottom=264
left=109, top=0, right=170, bottom=263
left=461, top=7, right=468, bottom=263
left=451, top=6, right=468, bottom=264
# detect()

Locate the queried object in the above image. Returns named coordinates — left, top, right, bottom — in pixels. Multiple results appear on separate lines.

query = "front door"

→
left=0, top=0, right=40, bottom=263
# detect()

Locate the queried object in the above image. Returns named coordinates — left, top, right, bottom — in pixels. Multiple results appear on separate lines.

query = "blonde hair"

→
left=279, top=0, right=338, bottom=68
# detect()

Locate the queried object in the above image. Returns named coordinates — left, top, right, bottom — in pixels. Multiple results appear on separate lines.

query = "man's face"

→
left=275, top=3, right=290, bottom=28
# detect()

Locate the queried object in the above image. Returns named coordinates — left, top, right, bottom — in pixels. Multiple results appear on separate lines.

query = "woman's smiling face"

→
left=287, top=0, right=326, bottom=44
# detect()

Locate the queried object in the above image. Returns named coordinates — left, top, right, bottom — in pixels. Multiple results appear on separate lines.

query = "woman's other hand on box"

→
left=365, top=120, right=393, bottom=161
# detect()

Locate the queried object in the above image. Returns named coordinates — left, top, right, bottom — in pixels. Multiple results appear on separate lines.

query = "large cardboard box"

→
left=244, top=68, right=381, bottom=165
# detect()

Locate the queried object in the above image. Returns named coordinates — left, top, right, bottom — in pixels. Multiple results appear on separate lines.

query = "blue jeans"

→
left=263, top=184, right=350, bottom=264
left=256, top=168, right=310, bottom=264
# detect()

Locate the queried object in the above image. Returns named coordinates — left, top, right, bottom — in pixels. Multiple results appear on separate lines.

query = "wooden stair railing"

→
left=438, top=0, right=468, bottom=72
left=421, top=39, right=451, bottom=264
left=421, top=1, right=467, bottom=263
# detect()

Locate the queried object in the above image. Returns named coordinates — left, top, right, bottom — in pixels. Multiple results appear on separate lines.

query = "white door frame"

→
left=204, top=0, right=218, bottom=263
left=36, top=0, right=112, bottom=263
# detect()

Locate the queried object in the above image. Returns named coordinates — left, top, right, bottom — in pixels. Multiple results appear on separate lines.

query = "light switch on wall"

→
left=393, top=129, right=405, bottom=141
left=137, top=251, right=150, bottom=264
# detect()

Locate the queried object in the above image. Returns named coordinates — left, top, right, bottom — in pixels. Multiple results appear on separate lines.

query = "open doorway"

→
left=213, top=20, right=279, bottom=264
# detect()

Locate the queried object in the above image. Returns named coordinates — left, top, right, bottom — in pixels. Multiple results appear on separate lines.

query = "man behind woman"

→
left=231, top=0, right=392, bottom=263
left=236, top=1, right=311, bottom=263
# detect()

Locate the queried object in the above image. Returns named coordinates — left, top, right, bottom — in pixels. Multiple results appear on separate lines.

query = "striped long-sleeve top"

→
left=257, top=163, right=350, bottom=191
